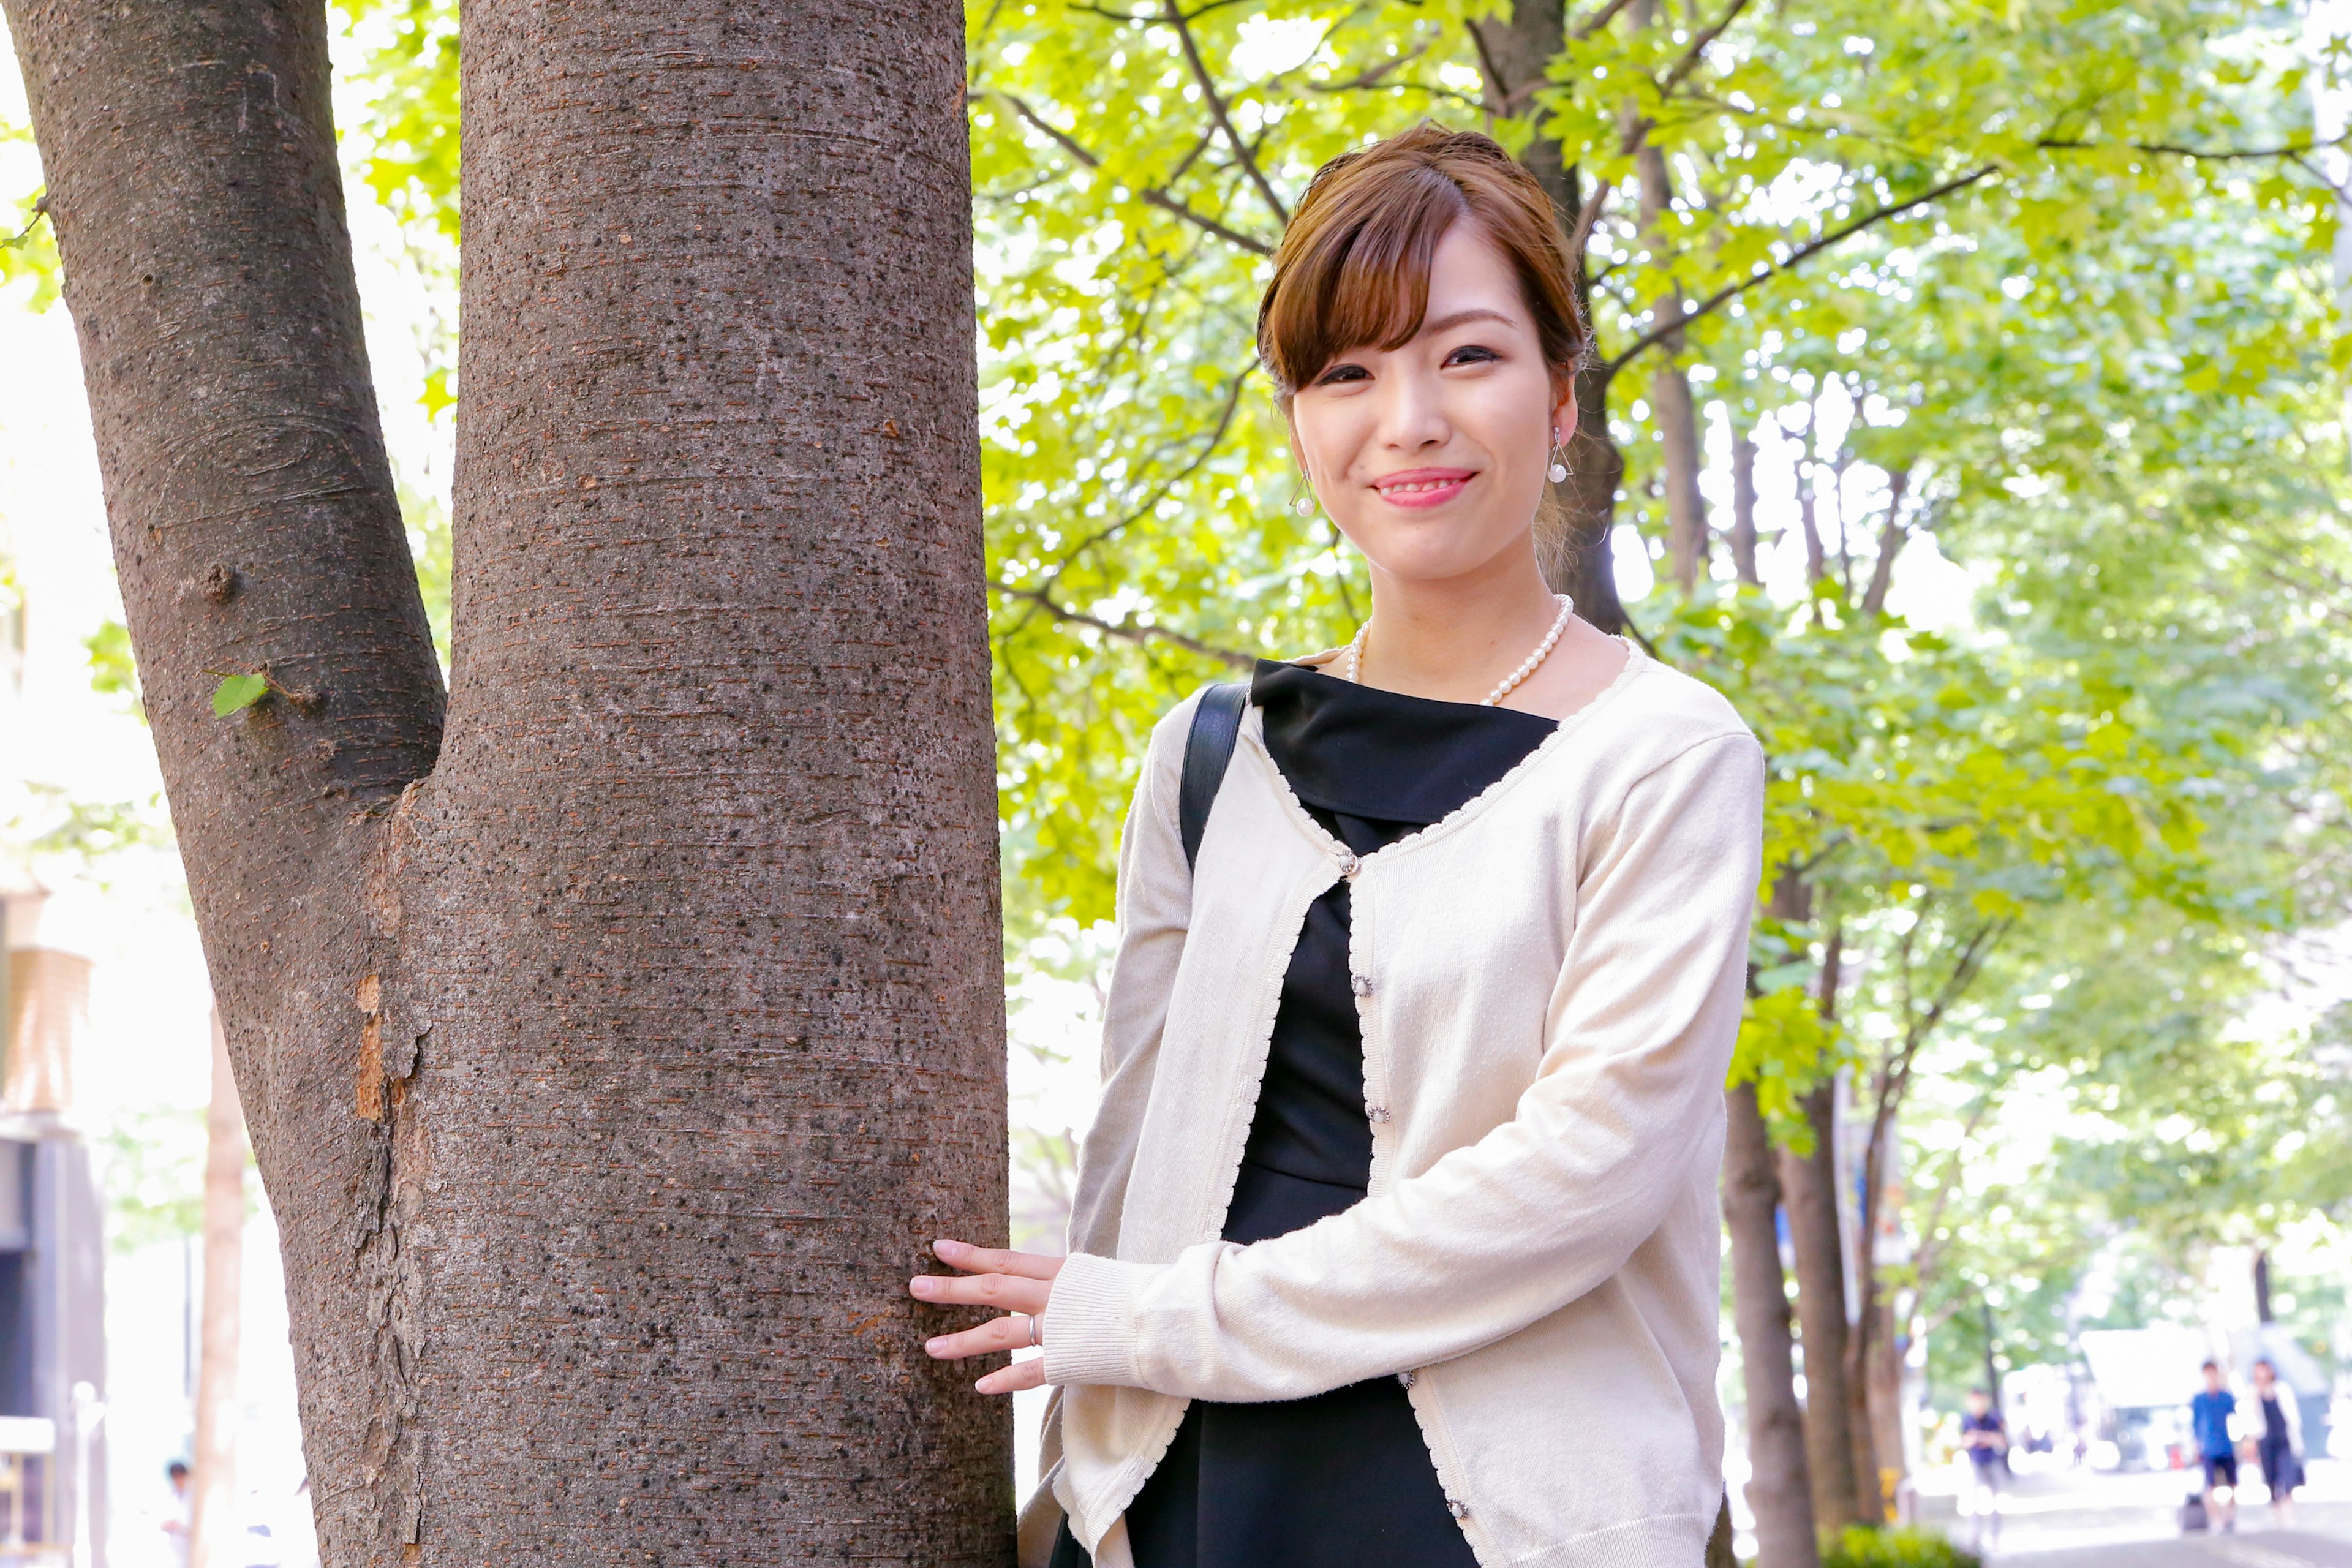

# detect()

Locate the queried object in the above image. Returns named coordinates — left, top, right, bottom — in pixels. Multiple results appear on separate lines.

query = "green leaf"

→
left=212, top=673, right=268, bottom=715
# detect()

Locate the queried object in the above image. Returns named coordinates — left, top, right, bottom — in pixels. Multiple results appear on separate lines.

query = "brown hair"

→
left=1256, top=124, right=1589, bottom=406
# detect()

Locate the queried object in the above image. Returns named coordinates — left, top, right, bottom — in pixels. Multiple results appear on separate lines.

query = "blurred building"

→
left=0, top=889, right=107, bottom=1566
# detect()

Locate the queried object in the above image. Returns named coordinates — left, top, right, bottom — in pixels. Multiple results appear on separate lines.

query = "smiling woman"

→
left=912, top=126, right=1766, bottom=1568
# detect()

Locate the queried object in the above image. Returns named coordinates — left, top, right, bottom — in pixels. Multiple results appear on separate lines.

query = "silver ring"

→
left=1027, top=1313, right=1043, bottom=1349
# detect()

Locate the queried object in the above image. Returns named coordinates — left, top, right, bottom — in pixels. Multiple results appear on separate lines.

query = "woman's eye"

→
left=1444, top=344, right=1500, bottom=368
left=1315, top=362, right=1370, bottom=386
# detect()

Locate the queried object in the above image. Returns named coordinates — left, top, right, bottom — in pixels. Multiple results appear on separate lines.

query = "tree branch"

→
left=1572, top=0, right=1642, bottom=41
left=1607, top=164, right=1998, bottom=372
left=2036, top=133, right=2347, bottom=162
left=1163, top=0, right=1291, bottom=225
left=1308, top=35, right=1433, bottom=94
left=990, top=582, right=1255, bottom=667
left=1041, top=363, right=1254, bottom=586
left=2, top=195, right=50, bottom=249
left=1566, top=176, right=1613, bottom=262
left=985, top=91, right=1273, bottom=256
left=1657, top=0, right=1752, bottom=98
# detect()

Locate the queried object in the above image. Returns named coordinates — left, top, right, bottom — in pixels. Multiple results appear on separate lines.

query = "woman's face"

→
left=1287, top=220, right=1574, bottom=589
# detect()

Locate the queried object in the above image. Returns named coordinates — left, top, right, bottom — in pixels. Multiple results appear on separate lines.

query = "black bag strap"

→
left=1178, top=682, right=1250, bottom=870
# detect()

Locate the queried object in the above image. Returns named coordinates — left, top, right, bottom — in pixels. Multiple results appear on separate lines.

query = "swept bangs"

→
left=1256, top=125, right=1588, bottom=406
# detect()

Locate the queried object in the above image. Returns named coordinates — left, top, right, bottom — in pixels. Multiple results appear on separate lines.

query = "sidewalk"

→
left=1921, top=1457, right=2352, bottom=1563
left=2008, top=1531, right=2352, bottom=1567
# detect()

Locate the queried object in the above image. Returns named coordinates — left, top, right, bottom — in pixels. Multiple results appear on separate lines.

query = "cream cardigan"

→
left=1030, top=649, right=1765, bottom=1568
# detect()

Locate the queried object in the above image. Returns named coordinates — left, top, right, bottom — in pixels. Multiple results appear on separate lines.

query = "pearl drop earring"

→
left=1294, top=494, right=1316, bottom=518
left=1547, top=429, right=1570, bottom=485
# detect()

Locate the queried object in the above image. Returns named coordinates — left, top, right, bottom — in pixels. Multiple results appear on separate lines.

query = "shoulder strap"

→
left=1178, top=682, right=1250, bottom=870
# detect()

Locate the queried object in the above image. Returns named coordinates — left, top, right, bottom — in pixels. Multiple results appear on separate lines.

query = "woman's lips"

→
left=1371, top=468, right=1475, bottom=509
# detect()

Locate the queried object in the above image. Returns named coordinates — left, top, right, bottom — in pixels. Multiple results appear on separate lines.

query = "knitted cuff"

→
left=1041, top=1253, right=1158, bottom=1388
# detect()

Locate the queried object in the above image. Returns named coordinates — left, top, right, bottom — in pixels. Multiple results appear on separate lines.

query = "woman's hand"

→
left=910, top=1238, right=1066, bottom=1395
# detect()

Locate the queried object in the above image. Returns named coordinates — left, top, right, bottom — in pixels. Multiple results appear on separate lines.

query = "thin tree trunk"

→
left=1632, top=107, right=1706, bottom=597
left=1858, top=467, right=1910, bottom=617
left=8, top=0, right=1009, bottom=1561
left=1476, top=0, right=1629, bottom=634
left=1730, top=427, right=1760, bottom=587
left=1798, top=466, right=1828, bottom=588
left=1783, top=1077, right=1866, bottom=1530
left=2256, top=1248, right=2275, bottom=1322
left=1866, top=1295, right=1907, bottom=1509
left=1724, top=1084, right=1820, bottom=1568
left=1844, top=1298, right=1885, bottom=1526
left=190, top=1012, right=246, bottom=1568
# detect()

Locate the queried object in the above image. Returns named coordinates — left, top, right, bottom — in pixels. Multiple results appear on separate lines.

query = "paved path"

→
left=2006, top=1531, right=2352, bottom=1567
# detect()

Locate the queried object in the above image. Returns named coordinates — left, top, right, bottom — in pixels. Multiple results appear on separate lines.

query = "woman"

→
left=2249, top=1358, right=2305, bottom=1526
left=911, top=124, right=1765, bottom=1567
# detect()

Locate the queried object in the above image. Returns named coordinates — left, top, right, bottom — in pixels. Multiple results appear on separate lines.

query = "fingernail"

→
left=927, top=1338, right=946, bottom=1354
left=933, top=1238, right=957, bottom=1257
left=911, top=1278, right=933, bottom=1296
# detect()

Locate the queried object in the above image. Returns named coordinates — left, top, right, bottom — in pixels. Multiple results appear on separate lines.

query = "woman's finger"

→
left=931, top=1237, right=1066, bottom=1281
left=908, top=1272, right=1050, bottom=1316
left=976, top=1355, right=1049, bottom=1396
left=924, top=1311, right=1039, bottom=1363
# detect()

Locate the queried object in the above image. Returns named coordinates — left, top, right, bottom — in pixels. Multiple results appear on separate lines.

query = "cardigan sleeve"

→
left=1061, top=693, right=1199, bottom=1259
left=1042, top=728, right=1765, bottom=1401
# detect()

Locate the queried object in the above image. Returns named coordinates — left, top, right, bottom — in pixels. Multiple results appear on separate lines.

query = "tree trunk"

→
left=1475, top=0, right=1629, bottom=635
left=1730, top=427, right=1760, bottom=588
left=1705, top=1494, right=1737, bottom=1568
left=1724, top=1084, right=1820, bottom=1568
left=1844, top=1314, right=1885, bottom=1526
left=1865, top=1295, right=1907, bottom=1510
left=1857, top=467, right=1909, bottom=618
left=2256, top=1248, right=2275, bottom=1322
left=190, top=1012, right=247, bottom=1568
left=1782, top=1080, right=1866, bottom=1530
left=8, top=0, right=1009, bottom=1561
left=1632, top=120, right=1706, bottom=597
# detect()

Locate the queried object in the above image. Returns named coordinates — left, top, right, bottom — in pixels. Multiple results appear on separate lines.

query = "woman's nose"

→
left=1373, top=366, right=1450, bottom=450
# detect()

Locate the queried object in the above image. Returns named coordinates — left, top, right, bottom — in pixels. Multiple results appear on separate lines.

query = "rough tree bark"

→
left=1475, top=0, right=1629, bottom=635
left=1724, top=1084, right=1821, bottom=1568
left=191, top=1012, right=247, bottom=1568
left=6, top=0, right=1009, bottom=1561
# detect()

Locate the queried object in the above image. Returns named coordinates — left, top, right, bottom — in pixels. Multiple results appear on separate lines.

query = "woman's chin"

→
left=1352, top=531, right=1534, bottom=587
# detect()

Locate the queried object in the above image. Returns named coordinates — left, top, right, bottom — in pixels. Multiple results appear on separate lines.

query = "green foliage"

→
left=211, top=672, right=268, bottom=716
left=333, top=0, right=461, bottom=249
left=1820, top=1525, right=1980, bottom=1568
left=84, top=617, right=142, bottom=719
left=0, top=116, right=58, bottom=309
left=99, top=1104, right=206, bottom=1252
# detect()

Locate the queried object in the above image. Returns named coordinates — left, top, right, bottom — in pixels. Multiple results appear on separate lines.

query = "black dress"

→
left=1051, top=660, right=1558, bottom=1568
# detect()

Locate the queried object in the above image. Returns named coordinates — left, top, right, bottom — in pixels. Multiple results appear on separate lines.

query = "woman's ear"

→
left=1286, top=423, right=1307, bottom=475
left=1551, top=380, right=1580, bottom=447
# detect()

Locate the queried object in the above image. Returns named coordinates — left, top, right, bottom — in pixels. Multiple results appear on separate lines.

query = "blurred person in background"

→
left=1959, top=1388, right=2008, bottom=1551
left=162, top=1458, right=193, bottom=1567
left=2248, top=1359, right=2304, bottom=1528
left=2192, top=1359, right=2240, bottom=1534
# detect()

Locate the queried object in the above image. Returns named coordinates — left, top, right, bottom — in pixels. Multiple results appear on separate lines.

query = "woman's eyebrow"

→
left=1417, top=307, right=1519, bottom=336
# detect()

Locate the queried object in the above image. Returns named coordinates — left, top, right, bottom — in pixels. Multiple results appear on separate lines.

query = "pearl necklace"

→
left=1343, top=594, right=1575, bottom=706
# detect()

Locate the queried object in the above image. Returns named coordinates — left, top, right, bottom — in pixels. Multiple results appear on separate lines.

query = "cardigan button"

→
left=1336, top=851, right=1360, bottom=879
left=1349, top=973, right=1373, bottom=997
left=1446, top=1498, right=1469, bottom=1520
left=1366, top=1106, right=1391, bottom=1124
left=1397, top=1369, right=1417, bottom=1389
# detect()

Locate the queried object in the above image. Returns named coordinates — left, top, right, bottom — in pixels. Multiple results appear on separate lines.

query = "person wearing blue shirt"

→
left=2190, top=1359, right=2239, bottom=1534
